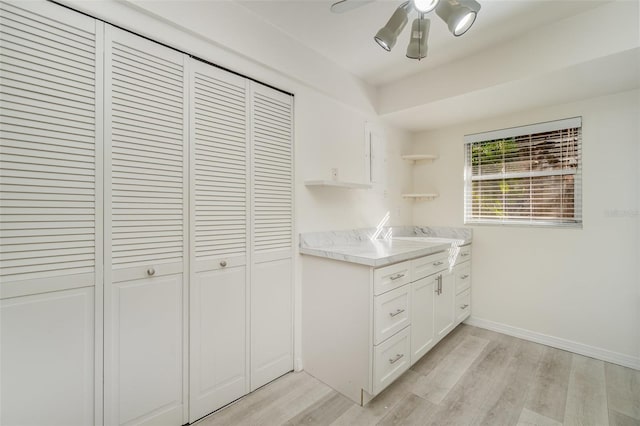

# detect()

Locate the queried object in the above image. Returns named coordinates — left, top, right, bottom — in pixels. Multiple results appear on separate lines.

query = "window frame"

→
left=463, top=117, right=583, bottom=228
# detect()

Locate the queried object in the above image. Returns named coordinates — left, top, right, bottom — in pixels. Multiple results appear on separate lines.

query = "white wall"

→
left=411, top=89, right=640, bottom=368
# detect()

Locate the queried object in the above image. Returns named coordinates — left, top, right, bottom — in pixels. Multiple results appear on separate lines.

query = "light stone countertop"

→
left=299, top=226, right=472, bottom=267
left=299, top=238, right=451, bottom=267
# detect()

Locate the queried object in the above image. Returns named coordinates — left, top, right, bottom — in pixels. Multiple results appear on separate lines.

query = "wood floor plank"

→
left=476, top=339, right=545, bottom=426
left=196, top=372, right=314, bottom=426
left=564, top=354, right=609, bottom=426
left=605, top=363, right=640, bottom=421
left=412, top=334, right=490, bottom=404
left=248, top=375, right=332, bottom=424
left=410, top=324, right=471, bottom=376
left=376, top=393, right=437, bottom=426
left=516, top=408, right=563, bottom=426
left=196, top=327, right=636, bottom=426
left=523, top=346, right=573, bottom=423
left=331, top=369, right=421, bottom=426
left=609, top=409, right=640, bottom=426
left=285, top=391, right=354, bottom=426
left=420, top=334, right=516, bottom=425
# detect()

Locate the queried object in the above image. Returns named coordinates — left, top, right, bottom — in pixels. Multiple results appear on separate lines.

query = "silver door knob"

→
left=147, top=268, right=156, bottom=276
left=220, top=260, right=227, bottom=267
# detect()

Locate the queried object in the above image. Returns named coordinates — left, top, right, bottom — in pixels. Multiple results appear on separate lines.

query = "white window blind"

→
left=464, top=117, right=582, bottom=227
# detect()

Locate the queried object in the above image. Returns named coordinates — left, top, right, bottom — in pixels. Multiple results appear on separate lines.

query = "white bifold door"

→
left=188, top=60, right=250, bottom=422
left=0, top=4, right=292, bottom=424
left=0, top=1, right=102, bottom=425
left=103, top=25, right=188, bottom=426
left=188, top=61, right=294, bottom=420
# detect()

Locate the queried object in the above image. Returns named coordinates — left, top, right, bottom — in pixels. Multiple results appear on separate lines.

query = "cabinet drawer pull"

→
left=461, top=274, right=469, bottom=279
left=389, top=273, right=405, bottom=281
left=389, top=353, right=404, bottom=364
left=220, top=260, right=227, bottom=267
left=146, top=268, right=156, bottom=276
left=433, top=261, right=444, bottom=266
left=460, top=304, right=469, bottom=309
left=389, top=308, right=405, bottom=318
left=461, top=253, right=470, bottom=257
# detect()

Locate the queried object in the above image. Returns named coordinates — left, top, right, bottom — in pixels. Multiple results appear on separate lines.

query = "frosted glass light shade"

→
left=436, top=0, right=481, bottom=36
left=406, top=18, right=430, bottom=59
left=374, top=6, right=409, bottom=51
left=413, top=0, right=439, bottom=13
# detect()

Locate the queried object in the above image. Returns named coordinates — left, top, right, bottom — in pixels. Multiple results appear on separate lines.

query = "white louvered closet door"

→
left=0, top=2, right=101, bottom=425
left=104, top=26, right=188, bottom=426
left=249, top=83, right=294, bottom=390
left=189, top=60, right=249, bottom=422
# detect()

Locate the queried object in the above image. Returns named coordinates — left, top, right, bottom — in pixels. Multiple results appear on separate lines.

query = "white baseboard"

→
left=464, top=316, right=640, bottom=371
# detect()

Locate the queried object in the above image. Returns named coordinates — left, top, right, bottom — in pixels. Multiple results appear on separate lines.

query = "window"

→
left=464, top=117, right=582, bottom=227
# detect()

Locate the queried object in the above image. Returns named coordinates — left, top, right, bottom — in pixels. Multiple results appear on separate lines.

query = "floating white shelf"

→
left=304, top=180, right=372, bottom=190
left=401, top=154, right=438, bottom=162
left=402, top=193, right=439, bottom=200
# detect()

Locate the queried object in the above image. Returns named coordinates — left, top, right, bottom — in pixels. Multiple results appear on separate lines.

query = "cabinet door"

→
left=104, top=25, right=187, bottom=426
left=189, top=60, right=249, bottom=422
left=250, top=83, right=294, bottom=390
left=434, top=269, right=455, bottom=341
left=411, top=276, right=436, bottom=364
left=0, top=2, right=100, bottom=424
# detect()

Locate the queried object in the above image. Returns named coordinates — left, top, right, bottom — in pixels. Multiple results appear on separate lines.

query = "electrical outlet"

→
left=331, top=168, right=338, bottom=181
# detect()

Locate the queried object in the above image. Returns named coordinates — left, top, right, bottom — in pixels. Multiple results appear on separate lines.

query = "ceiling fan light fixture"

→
left=436, top=0, right=481, bottom=36
left=412, top=0, right=439, bottom=14
left=374, top=5, right=409, bottom=51
left=406, top=17, right=430, bottom=59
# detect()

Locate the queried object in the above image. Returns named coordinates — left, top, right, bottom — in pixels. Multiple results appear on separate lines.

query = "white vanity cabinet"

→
left=302, top=242, right=472, bottom=406
left=454, top=245, right=472, bottom=325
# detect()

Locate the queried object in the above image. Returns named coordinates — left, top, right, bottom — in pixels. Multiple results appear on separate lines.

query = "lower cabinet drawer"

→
left=455, top=288, right=471, bottom=324
left=455, top=264, right=471, bottom=294
left=372, top=326, right=411, bottom=396
left=373, top=284, right=411, bottom=345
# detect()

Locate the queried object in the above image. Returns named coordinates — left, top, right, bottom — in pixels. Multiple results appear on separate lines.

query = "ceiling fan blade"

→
left=330, top=0, right=376, bottom=13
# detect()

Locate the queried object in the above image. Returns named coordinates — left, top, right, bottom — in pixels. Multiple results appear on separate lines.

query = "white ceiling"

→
left=237, top=0, right=609, bottom=87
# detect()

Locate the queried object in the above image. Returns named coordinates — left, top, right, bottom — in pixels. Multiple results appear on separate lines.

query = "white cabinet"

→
left=0, top=2, right=101, bottom=424
left=454, top=248, right=472, bottom=325
left=434, top=268, right=455, bottom=340
left=302, top=243, right=472, bottom=405
left=410, top=275, right=436, bottom=363
left=104, top=25, right=188, bottom=426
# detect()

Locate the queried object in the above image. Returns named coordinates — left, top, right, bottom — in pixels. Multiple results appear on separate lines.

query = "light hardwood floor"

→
left=195, top=325, right=640, bottom=426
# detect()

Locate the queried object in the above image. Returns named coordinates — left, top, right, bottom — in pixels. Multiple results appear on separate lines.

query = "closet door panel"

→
left=113, top=274, right=183, bottom=426
left=250, top=257, right=293, bottom=390
left=104, top=25, right=187, bottom=426
left=250, top=84, right=294, bottom=390
left=251, top=84, right=293, bottom=264
left=189, top=60, right=249, bottom=421
left=189, top=267, right=246, bottom=422
left=0, top=1, right=101, bottom=424
left=1, top=287, right=94, bottom=426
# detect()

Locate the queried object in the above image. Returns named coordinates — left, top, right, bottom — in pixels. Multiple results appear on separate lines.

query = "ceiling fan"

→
left=330, top=0, right=481, bottom=60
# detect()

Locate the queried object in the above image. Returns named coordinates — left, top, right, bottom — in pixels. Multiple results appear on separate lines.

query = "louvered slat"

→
left=0, top=1, right=96, bottom=285
left=108, top=34, right=185, bottom=268
left=191, top=63, right=247, bottom=261
left=251, top=87, right=293, bottom=255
